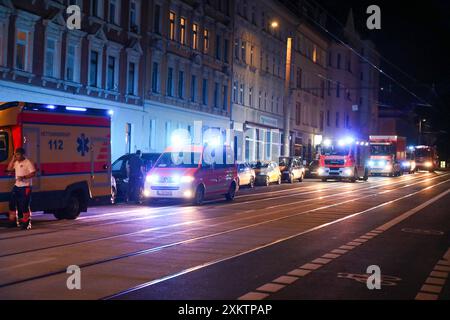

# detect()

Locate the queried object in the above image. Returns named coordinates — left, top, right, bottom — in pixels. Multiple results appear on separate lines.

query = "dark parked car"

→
left=112, top=153, right=161, bottom=201
left=279, top=156, right=305, bottom=183
left=305, top=160, right=320, bottom=178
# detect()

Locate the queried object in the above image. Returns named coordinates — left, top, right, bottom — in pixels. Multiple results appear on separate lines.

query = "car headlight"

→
left=146, top=174, right=159, bottom=183
left=318, top=167, right=326, bottom=175
left=344, top=168, right=353, bottom=176
left=180, top=176, right=195, bottom=183
left=368, top=160, right=375, bottom=167
left=425, top=161, right=432, bottom=167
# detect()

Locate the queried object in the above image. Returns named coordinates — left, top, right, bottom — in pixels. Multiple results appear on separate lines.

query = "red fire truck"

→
left=415, top=145, right=438, bottom=172
left=368, top=135, right=406, bottom=177
left=318, top=137, right=370, bottom=183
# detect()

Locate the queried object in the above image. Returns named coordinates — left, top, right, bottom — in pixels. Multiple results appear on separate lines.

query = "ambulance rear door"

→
left=23, top=126, right=41, bottom=190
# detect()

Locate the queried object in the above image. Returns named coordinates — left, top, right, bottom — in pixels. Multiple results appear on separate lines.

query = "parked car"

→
left=279, top=156, right=305, bottom=183
left=305, top=160, right=320, bottom=178
left=251, top=161, right=282, bottom=186
left=143, top=145, right=238, bottom=205
left=237, top=162, right=256, bottom=188
left=112, top=153, right=161, bottom=200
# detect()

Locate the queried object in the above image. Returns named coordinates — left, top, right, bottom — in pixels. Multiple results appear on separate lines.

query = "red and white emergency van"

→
left=415, top=145, right=438, bottom=172
left=318, top=138, right=370, bottom=182
left=369, top=135, right=406, bottom=176
left=143, top=144, right=238, bottom=205
left=0, top=102, right=112, bottom=220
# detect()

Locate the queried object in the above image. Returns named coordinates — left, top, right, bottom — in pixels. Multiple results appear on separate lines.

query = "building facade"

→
left=230, top=0, right=299, bottom=162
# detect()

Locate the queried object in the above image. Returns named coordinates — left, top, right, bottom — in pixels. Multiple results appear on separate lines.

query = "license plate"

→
left=157, top=190, right=172, bottom=196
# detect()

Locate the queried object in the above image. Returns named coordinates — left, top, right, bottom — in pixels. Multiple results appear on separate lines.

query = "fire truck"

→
left=415, top=145, right=438, bottom=172
left=368, top=135, right=406, bottom=177
left=0, top=102, right=112, bottom=220
left=318, top=137, right=370, bottom=183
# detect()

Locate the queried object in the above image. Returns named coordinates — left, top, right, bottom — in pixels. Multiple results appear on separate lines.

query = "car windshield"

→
left=279, top=158, right=293, bottom=166
left=370, top=144, right=394, bottom=156
left=155, top=152, right=201, bottom=168
left=251, top=162, right=269, bottom=169
left=415, top=148, right=431, bottom=157
left=322, top=145, right=350, bottom=156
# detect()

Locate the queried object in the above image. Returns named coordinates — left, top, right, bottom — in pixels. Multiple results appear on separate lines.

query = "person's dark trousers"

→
left=9, top=186, right=32, bottom=228
left=127, top=176, right=142, bottom=203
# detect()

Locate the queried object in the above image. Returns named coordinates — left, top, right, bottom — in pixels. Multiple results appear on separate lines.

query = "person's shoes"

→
left=21, top=220, right=31, bottom=230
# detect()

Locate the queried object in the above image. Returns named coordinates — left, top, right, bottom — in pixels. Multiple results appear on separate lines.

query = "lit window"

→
left=169, top=12, right=176, bottom=40
left=15, top=30, right=27, bottom=71
left=192, top=23, right=198, bottom=50
left=180, top=17, right=186, bottom=45
left=203, top=29, right=209, bottom=53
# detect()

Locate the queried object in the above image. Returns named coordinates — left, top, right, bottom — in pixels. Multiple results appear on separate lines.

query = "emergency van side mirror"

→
left=103, top=164, right=109, bottom=170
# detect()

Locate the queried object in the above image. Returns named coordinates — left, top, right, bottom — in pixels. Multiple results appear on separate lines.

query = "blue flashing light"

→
left=46, top=105, right=56, bottom=110
left=66, top=106, right=87, bottom=112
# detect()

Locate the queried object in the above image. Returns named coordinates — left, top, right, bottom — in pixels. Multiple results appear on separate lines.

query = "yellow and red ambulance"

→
left=0, top=101, right=112, bottom=220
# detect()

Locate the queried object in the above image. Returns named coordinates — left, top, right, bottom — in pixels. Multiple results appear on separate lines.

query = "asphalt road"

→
left=0, top=172, right=449, bottom=300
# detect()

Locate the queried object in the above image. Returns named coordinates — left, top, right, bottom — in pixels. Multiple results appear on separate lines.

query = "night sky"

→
left=313, top=0, right=450, bottom=157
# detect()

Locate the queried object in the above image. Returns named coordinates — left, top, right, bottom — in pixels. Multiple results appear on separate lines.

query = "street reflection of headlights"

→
left=146, top=174, right=159, bottom=183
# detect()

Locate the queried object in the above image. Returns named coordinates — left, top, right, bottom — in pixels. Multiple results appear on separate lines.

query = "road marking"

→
left=438, top=260, right=450, bottom=266
left=238, top=185, right=450, bottom=301
left=287, top=269, right=311, bottom=277
left=415, top=248, right=450, bottom=300
left=331, top=249, right=348, bottom=254
left=272, top=276, right=299, bottom=285
left=238, top=292, right=269, bottom=300
left=256, top=283, right=285, bottom=293
left=0, top=258, right=56, bottom=271
left=322, top=253, right=340, bottom=259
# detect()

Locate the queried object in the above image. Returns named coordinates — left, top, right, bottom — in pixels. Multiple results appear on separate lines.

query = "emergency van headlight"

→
left=183, top=190, right=193, bottom=198
left=318, top=167, right=326, bottom=175
left=385, top=164, right=393, bottom=170
left=146, top=174, right=159, bottom=183
left=402, top=161, right=411, bottom=167
left=368, top=160, right=375, bottom=167
left=424, top=161, right=432, bottom=168
left=143, top=189, right=151, bottom=197
left=344, top=168, right=353, bottom=176
left=180, top=176, right=195, bottom=183
left=378, top=160, right=387, bottom=167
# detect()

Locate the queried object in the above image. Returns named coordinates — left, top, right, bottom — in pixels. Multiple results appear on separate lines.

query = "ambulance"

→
left=0, top=101, right=112, bottom=220
left=368, top=135, right=406, bottom=177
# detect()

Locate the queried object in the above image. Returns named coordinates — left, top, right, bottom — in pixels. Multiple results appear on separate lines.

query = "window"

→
left=107, top=56, right=116, bottom=90
left=296, top=67, right=302, bottom=89
left=66, top=44, right=76, bottom=81
left=0, top=132, right=8, bottom=162
left=327, top=80, right=331, bottom=96
left=15, top=30, right=27, bottom=71
left=360, top=72, right=364, bottom=81
left=234, top=39, right=239, bottom=60
left=109, top=0, right=119, bottom=24
left=191, top=75, right=197, bottom=102
left=125, top=123, right=132, bottom=154
left=335, top=112, right=340, bottom=128
left=295, top=103, right=301, bottom=125
left=45, top=38, right=56, bottom=77
left=129, top=0, right=140, bottom=32
left=203, top=29, right=209, bottom=53
left=214, top=82, right=219, bottom=108
left=251, top=6, right=256, bottom=24
left=320, top=111, right=324, bottom=131
left=151, top=62, right=159, bottom=93
left=320, top=80, right=325, bottom=98
left=239, top=84, right=244, bottom=105
left=169, top=12, right=176, bottom=40
left=233, top=81, right=238, bottom=103
left=258, top=91, right=262, bottom=108
left=337, top=53, right=341, bottom=69
left=336, top=82, right=340, bottom=98
left=127, top=62, right=136, bottom=95
left=248, top=87, right=253, bottom=107
left=313, top=46, right=317, bottom=63
left=149, top=119, right=156, bottom=150
left=178, top=70, right=184, bottom=98
left=91, top=0, right=102, bottom=17
left=167, top=67, right=173, bottom=96
left=154, top=4, right=161, bottom=33
left=223, top=85, right=228, bottom=110
left=180, top=17, right=186, bottom=45
left=250, top=45, right=254, bottom=66
left=215, top=35, right=221, bottom=60
left=223, top=39, right=229, bottom=63
left=328, top=52, right=332, bottom=66
left=89, top=50, right=99, bottom=87
left=345, top=114, right=350, bottom=129
left=192, top=23, right=198, bottom=50
left=202, top=78, right=208, bottom=105
left=241, top=41, right=246, bottom=64
left=326, top=110, right=330, bottom=127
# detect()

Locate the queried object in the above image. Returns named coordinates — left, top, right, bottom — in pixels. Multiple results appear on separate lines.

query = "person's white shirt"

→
left=14, top=159, right=36, bottom=187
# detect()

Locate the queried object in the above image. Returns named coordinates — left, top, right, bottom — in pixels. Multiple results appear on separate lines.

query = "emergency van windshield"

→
left=370, top=144, right=394, bottom=156
left=155, top=152, right=201, bottom=168
left=415, top=148, right=431, bottom=157
left=322, top=145, right=350, bottom=156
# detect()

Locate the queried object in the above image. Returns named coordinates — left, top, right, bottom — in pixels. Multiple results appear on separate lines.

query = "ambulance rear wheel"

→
left=62, top=194, right=82, bottom=220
